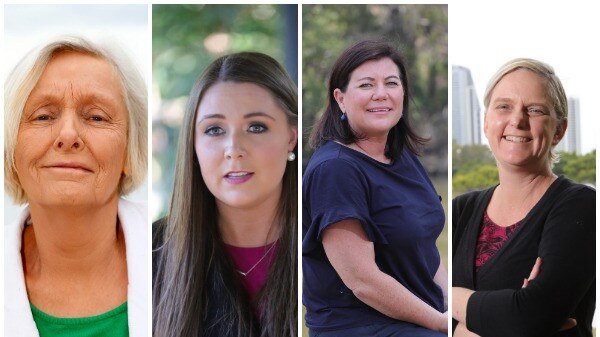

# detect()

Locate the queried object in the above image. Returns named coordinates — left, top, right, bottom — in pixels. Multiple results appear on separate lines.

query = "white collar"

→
left=4, top=198, right=148, bottom=337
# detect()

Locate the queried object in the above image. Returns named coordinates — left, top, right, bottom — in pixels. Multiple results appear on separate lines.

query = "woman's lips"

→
left=224, top=171, right=254, bottom=184
left=44, top=163, right=93, bottom=173
left=503, top=135, right=532, bottom=143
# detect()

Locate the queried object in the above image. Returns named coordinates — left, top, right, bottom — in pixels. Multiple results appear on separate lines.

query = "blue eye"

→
left=205, top=126, right=225, bottom=136
left=248, top=123, right=267, bottom=133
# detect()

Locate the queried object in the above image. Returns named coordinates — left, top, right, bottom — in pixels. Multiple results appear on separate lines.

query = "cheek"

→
left=14, top=129, right=50, bottom=171
left=194, top=138, right=221, bottom=183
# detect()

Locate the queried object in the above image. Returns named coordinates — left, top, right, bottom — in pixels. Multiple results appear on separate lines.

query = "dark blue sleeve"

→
left=306, top=159, right=386, bottom=244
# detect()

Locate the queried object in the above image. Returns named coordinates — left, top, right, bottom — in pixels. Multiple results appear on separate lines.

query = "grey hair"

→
left=4, top=35, right=147, bottom=204
left=483, top=58, right=567, bottom=164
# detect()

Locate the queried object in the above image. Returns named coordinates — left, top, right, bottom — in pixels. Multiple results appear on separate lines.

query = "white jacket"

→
left=4, top=198, right=148, bottom=337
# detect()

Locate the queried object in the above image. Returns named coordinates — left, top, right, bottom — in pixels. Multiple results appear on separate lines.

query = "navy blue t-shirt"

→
left=302, top=141, right=445, bottom=331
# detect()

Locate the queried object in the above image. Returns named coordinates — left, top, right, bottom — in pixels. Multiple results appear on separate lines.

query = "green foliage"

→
left=453, top=164, right=499, bottom=196
left=302, top=4, right=448, bottom=174
left=153, top=4, right=285, bottom=100
left=452, top=141, right=496, bottom=174
left=555, top=150, right=596, bottom=184
left=453, top=144, right=596, bottom=196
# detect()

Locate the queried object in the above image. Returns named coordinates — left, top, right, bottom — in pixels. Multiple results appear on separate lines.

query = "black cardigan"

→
left=452, top=176, right=595, bottom=337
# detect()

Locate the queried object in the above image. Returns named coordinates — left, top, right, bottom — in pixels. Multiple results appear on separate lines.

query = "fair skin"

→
left=327, top=58, right=447, bottom=332
left=17, top=51, right=129, bottom=317
left=333, top=57, right=404, bottom=163
left=194, top=81, right=297, bottom=247
left=323, top=220, right=448, bottom=333
left=452, top=69, right=572, bottom=336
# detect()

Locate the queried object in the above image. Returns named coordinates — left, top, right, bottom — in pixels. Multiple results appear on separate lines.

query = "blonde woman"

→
left=4, top=36, right=148, bottom=337
left=452, top=59, right=595, bottom=337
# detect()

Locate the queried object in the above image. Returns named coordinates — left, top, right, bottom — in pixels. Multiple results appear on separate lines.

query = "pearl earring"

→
left=287, top=152, right=296, bottom=161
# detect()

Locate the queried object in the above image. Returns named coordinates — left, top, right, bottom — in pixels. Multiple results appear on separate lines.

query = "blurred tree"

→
left=302, top=4, right=448, bottom=175
left=153, top=4, right=295, bottom=100
left=452, top=144, right=596, bottom=196
left=152, top=4, right=297, bottom=220
left=452, top=141, right=496, bottom=175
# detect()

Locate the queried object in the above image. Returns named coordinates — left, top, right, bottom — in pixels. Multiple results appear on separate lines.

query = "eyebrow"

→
left=356, top=75, right=401, bottom=81
left=492, top=97, right=549, bottom=107
left=197, top=111, right=276, bottom=123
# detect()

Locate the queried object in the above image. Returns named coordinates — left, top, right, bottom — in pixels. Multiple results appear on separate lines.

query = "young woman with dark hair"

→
left=153, top=52, right=298, bottom=337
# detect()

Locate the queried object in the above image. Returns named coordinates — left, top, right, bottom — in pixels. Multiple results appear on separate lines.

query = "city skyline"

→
left=450, top=2, right=597, bottom=155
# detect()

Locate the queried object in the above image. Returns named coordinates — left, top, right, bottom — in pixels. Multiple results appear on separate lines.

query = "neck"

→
left=24, top=195, right=123, bottom=278
left=351, top=135, right=389, bottom=162
left=495, top=164, right=557, bottom=209
left=217, top=191, right=281, bottom=247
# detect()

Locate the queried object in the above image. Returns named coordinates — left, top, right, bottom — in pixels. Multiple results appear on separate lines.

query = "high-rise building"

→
left=555, top=97, right=581, bottom=154
left=452, top=65, right=481, bottom=145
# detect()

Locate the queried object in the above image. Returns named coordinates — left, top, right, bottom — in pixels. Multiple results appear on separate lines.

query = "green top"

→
left=30, top=302, right=128, bottom=337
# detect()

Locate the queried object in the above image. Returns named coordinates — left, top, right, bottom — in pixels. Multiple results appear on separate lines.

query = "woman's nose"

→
left=223, top=133, right=246, bottom=159
left=508, top=109, right=528, bottom=128
left=371, top=84, right=388, bottom=101
left=54, top=113, right=84, bottom=151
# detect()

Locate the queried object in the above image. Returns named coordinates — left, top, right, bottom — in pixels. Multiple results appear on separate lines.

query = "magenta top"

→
left=224, top=241, right=278, bottom=307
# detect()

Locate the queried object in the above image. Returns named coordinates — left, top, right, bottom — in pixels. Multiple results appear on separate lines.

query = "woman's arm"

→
left=452, top=189, right=595, bottom=337
left=322, top=219, right=447, bottom=333
left=454, top=322, right=480, bottom=337
left=433, top=263, right=448, bottom=311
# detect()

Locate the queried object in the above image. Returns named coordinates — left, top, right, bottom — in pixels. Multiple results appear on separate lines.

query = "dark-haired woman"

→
left=153, top=52, right=298, bottom=337
left=303, top=40, right=447, bottom=337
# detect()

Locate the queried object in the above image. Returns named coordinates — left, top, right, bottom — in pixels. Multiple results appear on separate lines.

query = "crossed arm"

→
left=322, top=219, right=447, bottom=333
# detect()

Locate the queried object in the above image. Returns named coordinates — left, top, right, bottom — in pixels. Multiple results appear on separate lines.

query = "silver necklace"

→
left=236, top=242, right=277, bottom=277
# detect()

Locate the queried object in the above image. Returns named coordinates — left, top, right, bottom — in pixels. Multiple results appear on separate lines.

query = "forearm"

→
left=454, top=322, right=480, bottom=337
left=349, top=270, right=447, bottom=332
left=452, top=287, right=473, bottom=323
left=433, top=263, right=448, bottom=311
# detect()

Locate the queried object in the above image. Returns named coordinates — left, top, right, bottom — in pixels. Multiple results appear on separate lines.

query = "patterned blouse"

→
left=475, top=212, right=521, bottom=271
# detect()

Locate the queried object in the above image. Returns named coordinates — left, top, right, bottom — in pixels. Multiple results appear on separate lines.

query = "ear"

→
left=288, top=126, right=298, bottom=152
left=333, top=88, right=345, bottom=112
left=483, top=111, right=489, bottom=139
left=552, top=118, right=568, bottom=145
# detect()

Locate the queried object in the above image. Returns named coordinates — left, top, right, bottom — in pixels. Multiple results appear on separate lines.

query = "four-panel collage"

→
left=2, top=3, right=596, bottom=337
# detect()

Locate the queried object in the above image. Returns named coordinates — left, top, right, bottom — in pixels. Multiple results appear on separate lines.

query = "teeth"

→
left=504, top=136, right=530, bottom=143
left=368, top=108, right=391, bottom=112
left=228, top=172, right=249, bottom=177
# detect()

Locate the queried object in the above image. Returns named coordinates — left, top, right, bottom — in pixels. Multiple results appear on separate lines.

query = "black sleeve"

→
left=466, top=187, right=595, bottom=337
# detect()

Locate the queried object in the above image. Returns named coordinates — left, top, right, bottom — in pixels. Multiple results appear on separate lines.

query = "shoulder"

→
left=548, top=177, right=595, bottom=217
left=453, top=188, right=493, bottom=212
left=305, top=145, right=368, bottom=180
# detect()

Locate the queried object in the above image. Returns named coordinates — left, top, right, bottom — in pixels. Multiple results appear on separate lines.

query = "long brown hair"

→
left=153, top=52, right=297, bottom=337
left=309, top=40, right=426, bottom=158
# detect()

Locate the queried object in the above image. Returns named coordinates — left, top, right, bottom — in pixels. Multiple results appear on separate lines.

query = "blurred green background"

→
left=152, top=4, right=298, bottom=220
left=453, top=142, right=596, bottom=197
left=302, top=4, right=448, bottom=336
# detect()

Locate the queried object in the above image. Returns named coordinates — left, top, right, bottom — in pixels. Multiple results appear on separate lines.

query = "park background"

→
left=302, top=4, right=448, bottom=336
left=152, top=4, right=298, bottom=221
